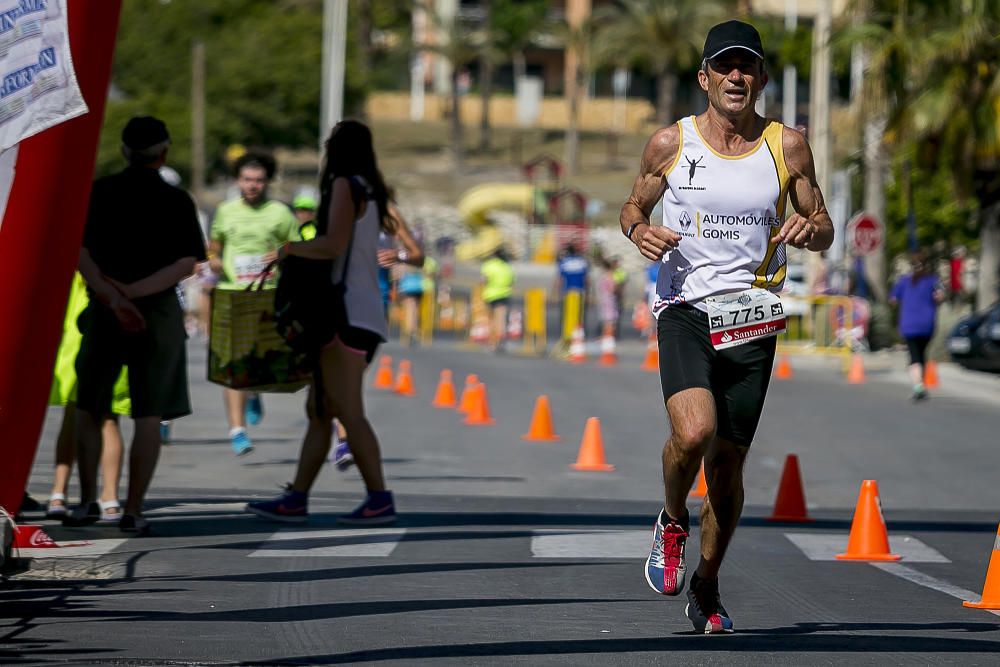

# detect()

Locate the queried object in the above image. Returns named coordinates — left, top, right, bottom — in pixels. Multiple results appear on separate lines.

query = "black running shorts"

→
left=657, top=304, right=777, bottom=447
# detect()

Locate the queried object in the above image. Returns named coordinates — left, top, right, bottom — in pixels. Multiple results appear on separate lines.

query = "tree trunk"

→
left=451, top=70, right=464, bottom=171
left=656, top=69, right=677, bottom=126
left=862, top=112, right=888, bottom=303
left=977, top=203, right=1000, bottom=311
left=513, top=51, right=527, bottom=86
left=478, top=0, right=492, bottom=152
left=565, top=66, right=584, bottom=176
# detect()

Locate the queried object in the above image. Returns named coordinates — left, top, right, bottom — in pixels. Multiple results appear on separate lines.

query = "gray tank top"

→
left=331, top=179, right=388, bottom=341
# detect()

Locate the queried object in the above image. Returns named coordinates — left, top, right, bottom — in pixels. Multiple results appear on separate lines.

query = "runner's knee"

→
left=670, top=421, right=715, bottom=455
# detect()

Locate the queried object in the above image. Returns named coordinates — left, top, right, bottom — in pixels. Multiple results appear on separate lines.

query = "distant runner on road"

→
left=619, top=20, right=833, bottom=634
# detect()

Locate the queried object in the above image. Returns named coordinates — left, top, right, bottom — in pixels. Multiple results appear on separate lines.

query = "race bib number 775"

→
left=706, top=289, right=786, bottom=350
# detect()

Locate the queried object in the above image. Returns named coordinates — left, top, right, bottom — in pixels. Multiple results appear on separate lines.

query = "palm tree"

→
left=417, top=2, right=481, bottom=171
left=849, top=0, right=1000, bottom=307
left=560, top=15, right=598, bottom=175
left=907, top=0, right=1000, bottom=308
left=595, top=0, right=729, bottom=125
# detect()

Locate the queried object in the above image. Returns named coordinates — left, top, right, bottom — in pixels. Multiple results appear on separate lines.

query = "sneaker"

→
left=62, top=501, right=100, bottom=527
left=333, top=441, right=354, bottom=471
left=644, top=515, right=688, bottom=595
left=245, top=486, right=308, bottom=523
left=337, top=491, right=396, bottom=526
left=246, top=394, right=264, bottom=426
left=912, top=385, right=929, bottom=401
left=685, top=574, right=735, bottom=634
left=160, top=421, right=171, bottom=444
left=118, top=514, right=151, bottom=536
left=231, top=429, right=254, bottom=456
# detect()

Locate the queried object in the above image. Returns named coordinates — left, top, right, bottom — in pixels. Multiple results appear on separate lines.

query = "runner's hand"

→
left=633, top=224, right=680, bottom=261
left=776, top=213, right=815, bottom=249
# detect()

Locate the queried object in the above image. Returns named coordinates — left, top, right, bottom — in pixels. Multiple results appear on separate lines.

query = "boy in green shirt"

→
left=480, top=247, right=515, bottom=353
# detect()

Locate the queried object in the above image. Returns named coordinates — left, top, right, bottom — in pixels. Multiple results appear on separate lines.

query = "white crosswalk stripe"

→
left=531, top=529, right=649, bottom=558
left=249, top=528, right=407, bottom=557
left=784, top=533, right=950, bottom=562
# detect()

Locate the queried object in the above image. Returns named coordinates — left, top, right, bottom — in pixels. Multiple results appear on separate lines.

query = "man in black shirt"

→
left=72, top=116, right=206, bottom=534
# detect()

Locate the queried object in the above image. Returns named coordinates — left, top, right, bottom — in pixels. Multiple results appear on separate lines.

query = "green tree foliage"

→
left=595, top=0, right=731, bottom=124
left=96, top=0, right=409, bottom=183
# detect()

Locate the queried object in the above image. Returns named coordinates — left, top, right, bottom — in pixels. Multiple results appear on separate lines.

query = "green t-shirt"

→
left=210, top=198, right=298, bottom=289
left=481, top=257, right=514, bottom=303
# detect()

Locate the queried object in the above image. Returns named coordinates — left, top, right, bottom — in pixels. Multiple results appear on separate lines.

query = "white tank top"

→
left=331, top=184, right=389, bottom=341
left=652, top=116, right=791, bottom=316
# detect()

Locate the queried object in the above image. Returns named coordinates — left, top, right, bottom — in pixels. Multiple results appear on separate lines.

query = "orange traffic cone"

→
left=964, top=523, right=1000, bottom=609
left=522, top=395, right=560, bottom=441
left=570, top=417, right=615, bottom=471
left=689, top=463, right=708, bottom=498
left=766, top=454, right=812, bottom=522
left=598, top=335, right=618, bottom=366
left=846, top=353, right=866, bottom=384
left=463, top=383, right=496, bottom=425
left=567, top=327, right=587, bottom=364
left=432, top=369, right=457, bottom=408
left=458, top=374, right=479, bottom=414
left=924, top=360, right=940, bottom=389
left=835, top=480, right=900, bottom=561
left=774, top=354, right=793, bottom=380
left=394, top=359, right=416, bottom=397
left=373, top=355, right=394, bottom=390
left=641, top=337, right=659, bottom=373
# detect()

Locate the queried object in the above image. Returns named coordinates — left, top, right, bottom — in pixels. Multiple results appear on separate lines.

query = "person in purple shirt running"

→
left=890, top=250, right=945, bottom=400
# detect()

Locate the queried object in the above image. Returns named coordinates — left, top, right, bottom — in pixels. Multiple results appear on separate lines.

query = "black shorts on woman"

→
left=657, top=303, right=776, bottom=448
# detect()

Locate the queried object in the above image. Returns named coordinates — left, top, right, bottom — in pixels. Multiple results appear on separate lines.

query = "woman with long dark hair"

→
left=246, top=120, right=397, bottom=524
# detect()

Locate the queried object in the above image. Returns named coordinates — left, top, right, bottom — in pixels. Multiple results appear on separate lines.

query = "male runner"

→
left=619, top=20, right=833, bottom=634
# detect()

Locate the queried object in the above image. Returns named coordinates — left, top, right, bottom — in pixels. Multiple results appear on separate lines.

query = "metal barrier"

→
left=777, top=295, right=863, bottom=361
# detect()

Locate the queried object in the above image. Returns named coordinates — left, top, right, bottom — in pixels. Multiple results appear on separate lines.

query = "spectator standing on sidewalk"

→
left=890, top=249, right=945, bottom=400
left=208, top=151, right=298, bottom=455
left=73, top=116, right=205, bottom=535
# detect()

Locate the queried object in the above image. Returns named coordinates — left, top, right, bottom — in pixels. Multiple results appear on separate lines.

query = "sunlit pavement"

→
left=5, top=339, right=1000, bottom=665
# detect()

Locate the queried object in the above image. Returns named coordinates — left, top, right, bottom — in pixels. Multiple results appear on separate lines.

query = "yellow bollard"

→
left=522, top=288, right=547, bottom=355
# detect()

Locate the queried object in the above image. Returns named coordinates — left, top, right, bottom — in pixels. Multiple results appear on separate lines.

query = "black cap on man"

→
left=702, top=20, right=764, bottom=62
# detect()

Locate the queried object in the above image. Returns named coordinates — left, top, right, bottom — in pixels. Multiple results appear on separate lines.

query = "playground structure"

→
left=454, top=154, right=590, bottom=263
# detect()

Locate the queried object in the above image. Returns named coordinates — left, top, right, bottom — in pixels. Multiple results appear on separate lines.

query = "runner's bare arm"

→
left=620, top=126, right=683, bottom=261
left=379, top=203, right=424, bottom=268
left=776, top=127, right=834, bottom=251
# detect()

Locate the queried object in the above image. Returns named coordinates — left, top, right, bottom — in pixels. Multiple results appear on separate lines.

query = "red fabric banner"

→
left=0, top=1, right=123, bottom=514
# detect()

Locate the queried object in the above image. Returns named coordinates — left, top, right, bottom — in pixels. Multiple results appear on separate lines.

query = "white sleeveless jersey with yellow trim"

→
left=652, top=115, right=790, bottom=316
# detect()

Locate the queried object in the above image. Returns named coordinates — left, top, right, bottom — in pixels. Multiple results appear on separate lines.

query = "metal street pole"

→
left=321, top=0, right=348, bottom=150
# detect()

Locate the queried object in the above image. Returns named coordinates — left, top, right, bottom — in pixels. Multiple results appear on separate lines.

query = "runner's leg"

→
left=696, top=436, right=748, bottom=579
left=663, top=388, right=717, bottom=524
left=225, top=388, right=247, bottom=430
left=49, top=403, right=77, bottom=504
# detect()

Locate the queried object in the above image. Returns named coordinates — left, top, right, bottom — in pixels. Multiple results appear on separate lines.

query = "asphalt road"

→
left=4, top=338, right=1000, bottom=665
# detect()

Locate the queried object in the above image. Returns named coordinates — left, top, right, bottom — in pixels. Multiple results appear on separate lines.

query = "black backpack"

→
left=274, top=176, right=369, bottom=354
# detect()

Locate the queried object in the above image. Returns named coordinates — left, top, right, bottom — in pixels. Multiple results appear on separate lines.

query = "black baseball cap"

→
left=702, top=20, right=764, bottom=61
left=122, top=116, right=170, bottom=150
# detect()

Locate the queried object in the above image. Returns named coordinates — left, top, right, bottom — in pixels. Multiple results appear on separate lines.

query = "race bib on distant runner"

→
left=706, top=288, right=786, bottom=350
left=233, top=254, right=269, bottom=285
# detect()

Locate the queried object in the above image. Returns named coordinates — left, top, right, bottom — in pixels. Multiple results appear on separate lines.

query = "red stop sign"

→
left=848, top=213, right=883, bottom=256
